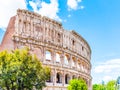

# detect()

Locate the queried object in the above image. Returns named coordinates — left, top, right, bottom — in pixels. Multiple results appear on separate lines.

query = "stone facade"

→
left=0, top=9, right=92, bottom=90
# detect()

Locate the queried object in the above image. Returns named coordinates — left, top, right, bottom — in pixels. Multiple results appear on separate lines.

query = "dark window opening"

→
left=58, top=33, right=60, bottom=38
left=72, top=40, right=75, bottom=45
left=58, top=33, right=61, bottom=42
left=72, top=75, right=76, bottom=79
left=82, top=46, right=84, bottom=51
left=19, top=19, right=21, bottom=22
left=56, top=73, right=61, bottom=83
left=65, top=74, right=69, bottom=84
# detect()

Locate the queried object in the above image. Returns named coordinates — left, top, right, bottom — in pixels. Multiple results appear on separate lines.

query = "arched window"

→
left=78, top=63, right=81, bottom=69
left=72, top=75, right=76, bottom=79
left=56, top=73, right=62, bottom=83
left=72, top=40, right=75, bottom=46
left=33, top=48, right=41, bottom=59
left=65, top=74, right=70, bottom=84
left=83, top=78, right=87, bottom=84
left=57, top=33, right=61, bottom=42
left=82, top=46, right=84, bottom=51
left=72, top=57, right=75, bottom=67
left=81, top=65, right=84, bottom=72
left=46, top=50, right=51, bottom=60
left=56, top=53, right=61, bottom=62
left=64, top=55, right=69, bottom=65
left=78, top=76, right=81, bottom=79
left=46, top=73, right=53, bottom=82
left=85, top=66, right=88, bottom=73
left=23, top=22, right=26, bottom=33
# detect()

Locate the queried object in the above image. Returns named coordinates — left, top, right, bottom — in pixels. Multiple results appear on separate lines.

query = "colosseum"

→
left=0, top=9, right=92, bottom=90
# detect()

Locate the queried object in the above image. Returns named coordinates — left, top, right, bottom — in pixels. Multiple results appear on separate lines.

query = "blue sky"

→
left=0, top=0, right=120, bottom=84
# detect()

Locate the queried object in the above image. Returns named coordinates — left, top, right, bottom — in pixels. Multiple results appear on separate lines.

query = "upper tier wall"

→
left=14, top=9, right=91, bottom=61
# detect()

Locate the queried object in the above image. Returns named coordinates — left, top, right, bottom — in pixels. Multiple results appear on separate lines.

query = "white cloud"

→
left=80, top=5, right=84, bottom=9
left=63, top=19, right=67, bottom=22
left=29, top=0, right=61, bottom=21
left=103, top=76, right=113, bottom=83
left=0, top=0, right=26, bottom=28
left=93, top=59, right=120, bottom=84
left=67, top=0, right=82, bottom=10
left=68, top=14, right=71, bottom=17
left=94, top=59, right=120, bottom=73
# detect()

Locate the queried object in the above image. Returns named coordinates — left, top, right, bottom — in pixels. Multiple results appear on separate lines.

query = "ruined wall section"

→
left=13, top=9, right=91, bottom=62
left=14, top=9, right=63, bottom=49
left=0, top=16, right=16, bottom=51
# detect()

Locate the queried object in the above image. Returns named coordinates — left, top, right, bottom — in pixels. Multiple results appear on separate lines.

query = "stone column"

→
left=15, top=15, right=18, bottom=35
left=76, top=58, right=78, bottom=70
left=70, top=73, right=73, bottom=80
left=70, top=54, right=72, bottom=68
left=53, top=68, right=57, bottom=86
left=43, top=47, right=46, bottom=63
left=42, top=21, right=45, bottom=42
left=31, top=21, right=34, bottom=38
left=40, top=47, right=44, bottom=62
left=89, top=79, right=92, bottom=90
left=62, top=70, right=65, bottom=86
left=53, top=50, right=56, bottom=64
left=61, top=52, right=64, bottom=65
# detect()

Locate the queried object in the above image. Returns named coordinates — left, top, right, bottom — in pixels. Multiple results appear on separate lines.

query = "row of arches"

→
left=46, top=50, right=69, bottom=64
left=47, top=72, right=88, bottom=85
left=46, top=50, right=79, bottom=65
left=47, top=73, right=71, bottom=84
left=45, top=50, right=90, bottom=73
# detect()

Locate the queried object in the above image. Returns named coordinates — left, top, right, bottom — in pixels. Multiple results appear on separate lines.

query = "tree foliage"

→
left=68, top=79, right=88, bottom=90
left=106, top=80, right=116, bottom=90
left=92, top=80, right=116, bottom=90
left=0, top=48, right=50, bottom=90
left=92, top=84, right=105, bottom=90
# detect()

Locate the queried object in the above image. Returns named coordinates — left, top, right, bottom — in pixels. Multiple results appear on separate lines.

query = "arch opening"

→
left=46, top=50, right=52, bottom=60
left=65, top=74, right=70, bottom=84
left=56, top=53, right=61, bottom=63
left=56, top=73, right=62, bottom=83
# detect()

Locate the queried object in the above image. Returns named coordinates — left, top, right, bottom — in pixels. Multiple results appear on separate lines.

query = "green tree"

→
left=93, top=84, right=99, bottom=90
left=106, top=80, right=116, bottom=90
left=0, top=48, right=50, bottom=90
left=92, top=84, right=105, bottom=90
left=68, top=79, right=88, bottom=90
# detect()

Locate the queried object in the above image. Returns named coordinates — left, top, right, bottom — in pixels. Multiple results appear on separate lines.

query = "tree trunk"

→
left=5, top=81, right=10, bottom=90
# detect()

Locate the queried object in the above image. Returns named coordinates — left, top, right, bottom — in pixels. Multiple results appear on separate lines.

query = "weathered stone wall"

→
left=0, top=9, right=92, bottom=90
